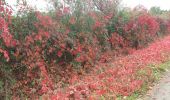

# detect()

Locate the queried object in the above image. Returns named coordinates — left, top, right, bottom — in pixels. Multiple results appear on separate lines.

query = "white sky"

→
left=6, top=0, right=170, bottom=11
left=121, top=0, right=170, bottom=10
left=6, top=0, right=49, bottom=11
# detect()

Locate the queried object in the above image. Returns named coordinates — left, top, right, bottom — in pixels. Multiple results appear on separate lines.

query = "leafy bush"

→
left=1, top=0, right=170, bottom=98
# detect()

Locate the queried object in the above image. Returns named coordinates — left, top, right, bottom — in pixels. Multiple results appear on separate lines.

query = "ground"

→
left=142, top=66, right=170, bottom=100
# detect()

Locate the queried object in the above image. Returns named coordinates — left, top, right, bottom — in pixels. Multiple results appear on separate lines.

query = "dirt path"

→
left=142, top=70, right=170, bottom=100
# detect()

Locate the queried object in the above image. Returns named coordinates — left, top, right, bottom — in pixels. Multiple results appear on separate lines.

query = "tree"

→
left=150, top=6, right=162, bottom=15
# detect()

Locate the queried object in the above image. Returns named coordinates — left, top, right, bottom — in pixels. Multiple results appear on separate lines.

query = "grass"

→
left=116, top=60, right=170, bottom=100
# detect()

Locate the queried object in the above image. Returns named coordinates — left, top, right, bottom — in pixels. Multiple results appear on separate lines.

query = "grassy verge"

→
left=117, top=60, right=170, bottom=100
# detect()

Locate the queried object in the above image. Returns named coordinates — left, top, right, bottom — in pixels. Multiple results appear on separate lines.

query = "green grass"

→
left=117, top=60, right=170, bottom=100
left=148, top=61, right=170, bottom=85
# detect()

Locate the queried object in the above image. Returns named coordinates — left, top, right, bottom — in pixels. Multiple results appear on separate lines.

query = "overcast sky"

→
left=121, top=0, right=170, bottom=10
left=6, top=0, right=49, bottom=11
left=6, top=0, right=170, bottom=11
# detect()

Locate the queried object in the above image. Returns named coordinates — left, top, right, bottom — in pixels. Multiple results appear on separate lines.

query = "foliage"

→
left=1, top=0, right=170, bottom=99
left=47, top=34, right=170, bottom=99
left=150, top=6, right=162, bottom=15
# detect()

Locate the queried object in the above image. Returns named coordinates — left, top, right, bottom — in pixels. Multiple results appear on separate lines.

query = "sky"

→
left=121, top=0, right=170, bottom=10
left=6, top=0, right=49, bottom=11
left=6, top=0, right=170, bottom=11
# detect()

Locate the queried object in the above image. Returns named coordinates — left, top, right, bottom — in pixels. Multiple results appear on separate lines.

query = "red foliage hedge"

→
left=49, top=34, right=170, bottom=99
left=1, top=0, right=170, bottom=99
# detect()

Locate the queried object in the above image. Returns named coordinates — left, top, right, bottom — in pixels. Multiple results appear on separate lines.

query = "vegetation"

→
left=1, top=0, right=170, bottom=99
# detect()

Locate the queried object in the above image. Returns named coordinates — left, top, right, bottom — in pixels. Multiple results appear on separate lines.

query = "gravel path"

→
left=143, top=70, right=170, bottom=100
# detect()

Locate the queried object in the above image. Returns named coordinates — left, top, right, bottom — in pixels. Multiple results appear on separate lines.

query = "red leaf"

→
left=57, top=50, right=63, bottom=57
